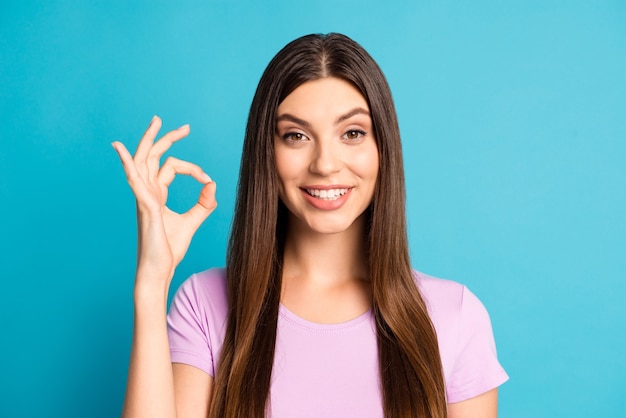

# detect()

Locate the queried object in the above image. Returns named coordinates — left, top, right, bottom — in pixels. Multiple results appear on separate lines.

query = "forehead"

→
left=277, top=77, right=369, bottom=118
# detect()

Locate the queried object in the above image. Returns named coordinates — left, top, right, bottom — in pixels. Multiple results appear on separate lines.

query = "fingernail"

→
left=178, top=124, right=190, bottom=130
left=201, top=172, right=212, bottom=183
left=149, top=115, right=157, bottom=126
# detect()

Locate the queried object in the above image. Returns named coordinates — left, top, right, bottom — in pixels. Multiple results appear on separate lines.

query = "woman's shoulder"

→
left=413, top=270, right=465, bottom=310
left=180, top=267, right=227, bottom=292
left=167, top=268, right=228, bottom=377
left=413, top=270, right=509, bottom=402
left=171, top=268, right=229, bottom=318
left=412, top=270, right=492, bottom=330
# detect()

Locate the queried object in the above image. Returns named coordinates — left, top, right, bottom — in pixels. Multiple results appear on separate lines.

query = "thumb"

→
left=185, top=181, right=217, bottom=230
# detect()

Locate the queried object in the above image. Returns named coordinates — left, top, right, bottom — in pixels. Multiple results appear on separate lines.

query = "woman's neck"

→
left=282, top=213, right=369, bottom=283
left=280, top=213, right=372, bottom=323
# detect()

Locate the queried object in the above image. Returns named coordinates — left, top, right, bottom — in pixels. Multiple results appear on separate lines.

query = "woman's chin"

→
left=294, top=213, right=367, bottom=237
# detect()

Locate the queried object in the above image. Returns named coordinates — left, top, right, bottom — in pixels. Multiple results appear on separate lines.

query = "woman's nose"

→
left=309, top=139, right=341, bottom=176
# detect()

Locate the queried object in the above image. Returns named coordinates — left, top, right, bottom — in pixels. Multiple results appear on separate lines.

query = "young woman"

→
left=113, top=33, right=508, bottom=418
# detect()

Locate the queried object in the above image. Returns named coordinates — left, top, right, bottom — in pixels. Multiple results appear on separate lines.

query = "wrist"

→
left=133, top=273, right=171, bottom=305
left=133, top=284, right=169, bottom=318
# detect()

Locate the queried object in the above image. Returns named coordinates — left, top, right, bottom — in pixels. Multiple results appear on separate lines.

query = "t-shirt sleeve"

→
left=445, top=286, right=509, bottom=403
left=167, top=274, right=216, bottom=376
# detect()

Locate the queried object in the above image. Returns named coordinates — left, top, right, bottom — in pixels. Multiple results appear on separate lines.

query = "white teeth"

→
left=306, top=188, right=349, bottom=200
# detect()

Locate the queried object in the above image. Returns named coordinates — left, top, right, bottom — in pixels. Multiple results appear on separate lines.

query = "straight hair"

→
left=210, top=33, right=447, bottom=418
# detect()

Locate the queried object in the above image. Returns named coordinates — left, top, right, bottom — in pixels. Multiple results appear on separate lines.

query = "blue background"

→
left=1, top=1, right=624, bottom=417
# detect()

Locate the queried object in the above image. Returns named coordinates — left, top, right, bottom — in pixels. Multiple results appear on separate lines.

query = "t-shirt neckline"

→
left=278, top=303, right=373, bottom=332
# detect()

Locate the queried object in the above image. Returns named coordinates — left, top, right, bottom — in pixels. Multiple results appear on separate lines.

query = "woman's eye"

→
left=283, top=132, right=307, bottom=142
left=343, top=130, right=366, bottom=141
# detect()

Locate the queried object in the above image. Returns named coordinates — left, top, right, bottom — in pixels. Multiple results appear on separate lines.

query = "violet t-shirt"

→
left=167, top=269, right=508, bottom=416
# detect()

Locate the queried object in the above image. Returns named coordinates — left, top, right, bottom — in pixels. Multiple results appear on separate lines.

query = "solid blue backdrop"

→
left=1, top=1, right=624, bottom=417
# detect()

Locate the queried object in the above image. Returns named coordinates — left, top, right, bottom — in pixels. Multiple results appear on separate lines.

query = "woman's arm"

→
left=172, top=364, right=213, bottom=417
left=113, top=116, right=216, bottom=418
left=122, top=284, right=177, bottom=418
left=447, top=388, right=499, bottom=418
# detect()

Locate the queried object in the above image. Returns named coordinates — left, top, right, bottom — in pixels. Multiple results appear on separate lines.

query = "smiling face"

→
left=274, top=77, right=379, bottom=235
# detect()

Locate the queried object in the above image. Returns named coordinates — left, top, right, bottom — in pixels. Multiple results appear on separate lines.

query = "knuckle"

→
left=199, top=199, right=217, bottom=212
left=147, top=152, right=160, bottom=163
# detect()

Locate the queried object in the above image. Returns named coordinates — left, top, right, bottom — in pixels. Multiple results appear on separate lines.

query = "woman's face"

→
left=274, top=77, right=379, bottom=235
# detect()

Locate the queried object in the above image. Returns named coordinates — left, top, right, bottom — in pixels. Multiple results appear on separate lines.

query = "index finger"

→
left=157, top=156, right=212, bottom=188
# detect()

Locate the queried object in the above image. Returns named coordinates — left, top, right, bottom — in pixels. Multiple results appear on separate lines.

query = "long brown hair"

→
left=210, top=33, right=446, bottom=418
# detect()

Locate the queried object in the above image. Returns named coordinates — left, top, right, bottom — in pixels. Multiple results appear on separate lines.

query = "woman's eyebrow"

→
left=276, top=107, right=370, bottom=128
left=335, top=107, right=371, bottom=124
left=276, top=113, right=310, bottom=128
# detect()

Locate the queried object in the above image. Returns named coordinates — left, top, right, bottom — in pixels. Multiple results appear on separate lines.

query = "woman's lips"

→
left=304, top=187, right=349, bottom=200
left=300, top=186, right=352, bottom=210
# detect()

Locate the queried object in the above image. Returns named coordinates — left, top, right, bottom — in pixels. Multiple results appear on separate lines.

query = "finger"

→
left=133, top=115, right=163, bottom=163
left=147, top=124, right=190, bottom=178
left=197, top=181, right=218, bottom=212
left=150, top=124, right=190, bottom=158
left=185, top=181, right=218, bottom=231
left=112, top=141, right=141, bottom=183
left=113, top=141, right=165, bottom=215
left=157, top=156, right=211, bottom=188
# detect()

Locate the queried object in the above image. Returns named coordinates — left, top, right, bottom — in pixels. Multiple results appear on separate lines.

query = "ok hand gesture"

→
left=112, top=116, right=217, bottom=288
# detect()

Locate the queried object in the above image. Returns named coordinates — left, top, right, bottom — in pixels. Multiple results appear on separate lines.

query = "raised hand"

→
left=112, top=116, right=217, bottom=287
